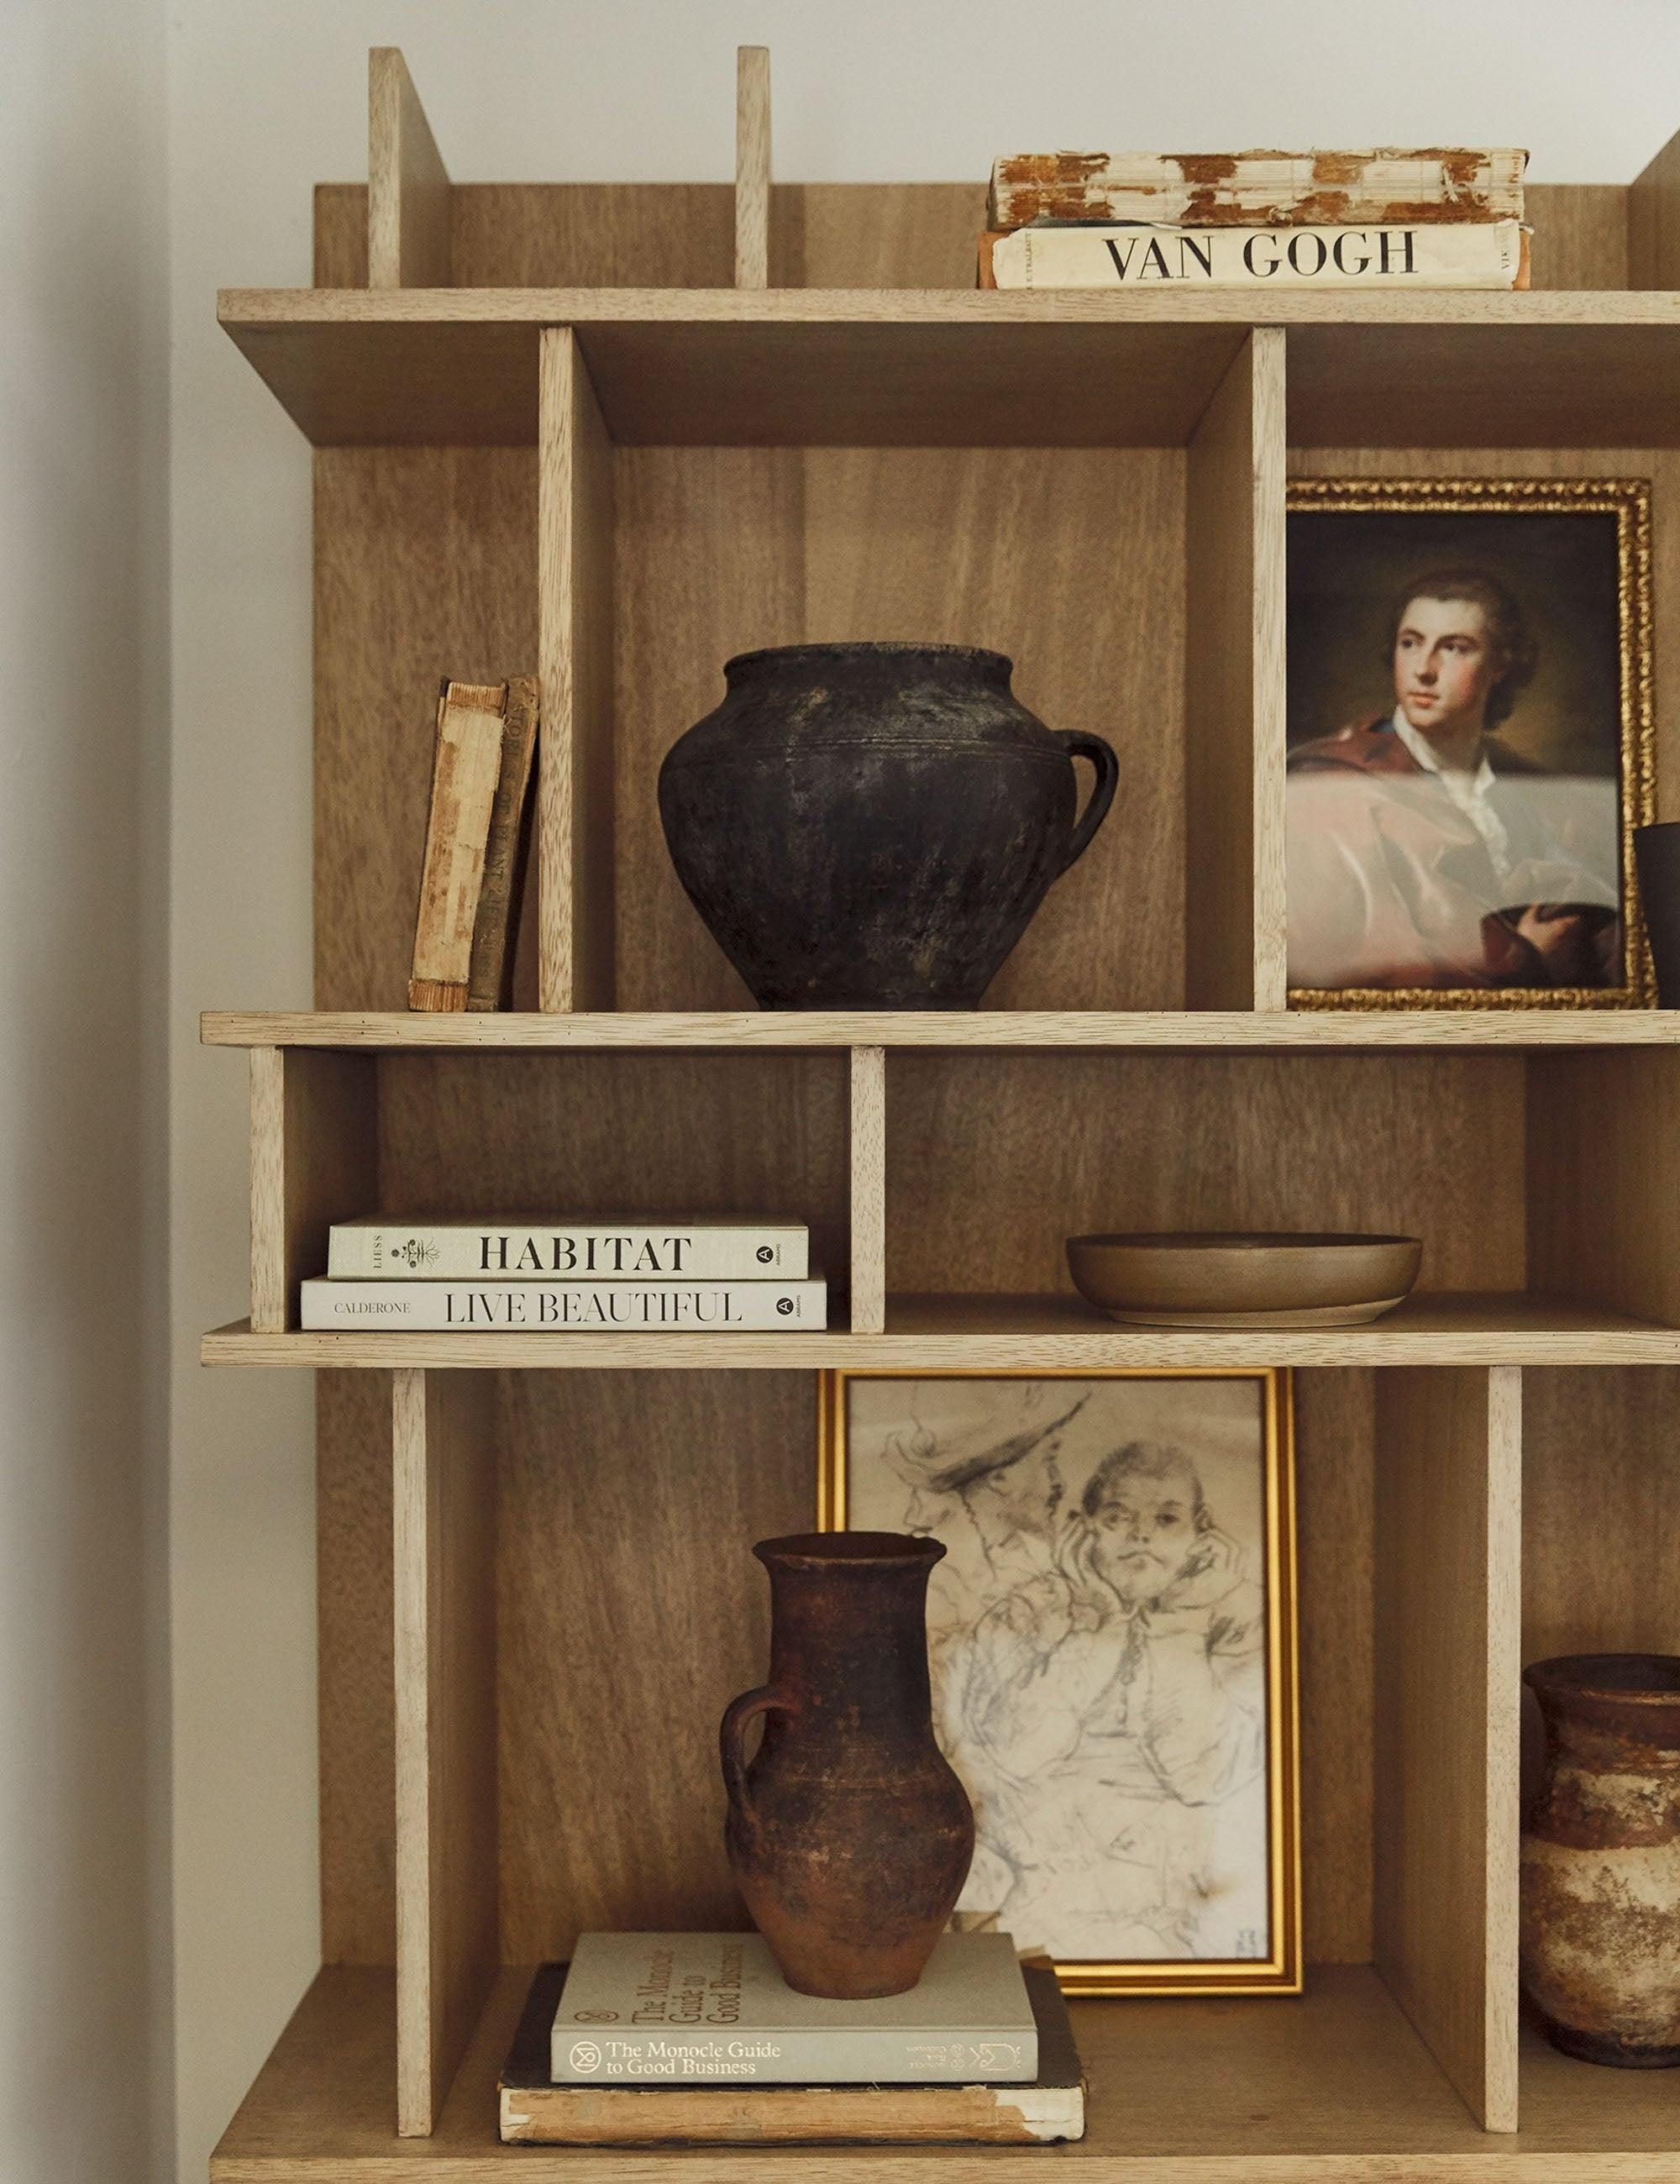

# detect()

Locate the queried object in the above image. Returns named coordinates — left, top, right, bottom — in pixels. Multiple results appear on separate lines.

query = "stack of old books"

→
left=499, top=1932, right=1084, bottom=2147
left=298, top=1218, right=824, bottom=1331
left=979, top=145, right=1529, bottom=291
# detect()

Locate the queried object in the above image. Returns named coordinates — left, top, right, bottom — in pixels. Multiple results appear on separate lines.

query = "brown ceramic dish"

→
left=1065, top=1231, right=1423, bottom=1329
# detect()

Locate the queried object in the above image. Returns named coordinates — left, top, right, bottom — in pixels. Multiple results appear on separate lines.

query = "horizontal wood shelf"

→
left=219, top=286, right=1680, bottom=447
left=212, top=1961, right=1680, bottom=2179
left=204, top=1009, right=1680, bottom=1049
left=201, top=1292, right=1680, bottom=1369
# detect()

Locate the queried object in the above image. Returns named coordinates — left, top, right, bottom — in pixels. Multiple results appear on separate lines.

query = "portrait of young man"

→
left=1284, top=489, right=1650, bottom=1002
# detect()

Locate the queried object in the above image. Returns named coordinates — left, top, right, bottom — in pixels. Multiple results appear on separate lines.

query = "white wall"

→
left=0, top=3, right=171, bottom=2181
left=165, top=3, right=1680, bottom=2178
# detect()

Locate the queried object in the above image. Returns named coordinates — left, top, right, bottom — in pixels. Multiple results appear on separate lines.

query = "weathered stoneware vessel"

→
left=721, top=1531, right=974, bottom=1998
left=1520, top=1654, right=1680, bottom=2066
left=659, top=643, right=1120, bottom=1007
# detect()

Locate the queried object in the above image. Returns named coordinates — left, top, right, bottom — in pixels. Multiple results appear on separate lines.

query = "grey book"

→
left=549, top=1932, right=1037, bottom=2086
left=326, top=1216, right=808, bottom=1280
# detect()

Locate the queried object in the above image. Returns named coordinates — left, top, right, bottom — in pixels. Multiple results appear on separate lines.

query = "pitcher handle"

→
left=720, top=1685, right=786, bottom=1822
left=1052, top=729, right=1120, bottom=873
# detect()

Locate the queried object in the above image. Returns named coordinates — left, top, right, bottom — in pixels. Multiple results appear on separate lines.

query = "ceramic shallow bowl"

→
left=1065, top=1231, right=1423, bottom=1329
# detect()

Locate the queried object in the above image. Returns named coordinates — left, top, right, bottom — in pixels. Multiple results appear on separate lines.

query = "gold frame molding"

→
left=1286, top=475, right=1656, bottom=1009
left=818, top=1367, right=1300, bottom=1998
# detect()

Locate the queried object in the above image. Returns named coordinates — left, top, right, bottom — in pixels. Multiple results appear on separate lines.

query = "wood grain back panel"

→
left=373, top=1050, right=850, bottom=1302
left=885, top=1049, right=1528, bottom=1294
left=315, top=449, right=538, bottom=1012
left=495, top=1371, right=816, bottom=1960
left=318, top=1369, right=397, bottom=1964
left=613, top=445, right=1184, bottom=1011
left=1293, top=1367, right=1375, bottom=1964
left=1523, top=1366, right=1680, bottom=1663
left=1525, top=185, right=1629, bottom=291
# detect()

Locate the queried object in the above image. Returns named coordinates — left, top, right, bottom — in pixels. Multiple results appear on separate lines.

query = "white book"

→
left=300, top=1277, right=827, bottom=1331
left=987, top=218, right=1527, bottom=291
left=549, top=1933, right=1037, bottom=2085
left=327, top=1217, right=807, bottom=1281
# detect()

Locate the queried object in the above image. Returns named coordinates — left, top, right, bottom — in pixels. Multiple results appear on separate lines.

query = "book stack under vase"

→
left=979, top=144, right=1530, bottom=291
left=300, top=1219, right=824, bottom=1331
left=500, top=1932, right=1085, bottom=2145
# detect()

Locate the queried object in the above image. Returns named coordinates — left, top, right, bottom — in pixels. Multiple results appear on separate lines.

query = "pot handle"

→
left=720, top=1685, right=787, bottom=1822
left=1053, top=730, right=1120, bottom=874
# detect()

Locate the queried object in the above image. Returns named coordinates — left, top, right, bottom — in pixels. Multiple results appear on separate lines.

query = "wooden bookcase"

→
left=202, top=47, right=1680, bottom=2179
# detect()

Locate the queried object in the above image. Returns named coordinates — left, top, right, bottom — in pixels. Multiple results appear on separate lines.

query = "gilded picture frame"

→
left=818, top=1368, right=1299, bottom=1997
left=1286, top=476, right=1655, bottom=1009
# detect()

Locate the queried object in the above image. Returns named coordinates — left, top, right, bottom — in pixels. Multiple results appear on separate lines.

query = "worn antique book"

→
left=327, top=1217, right=809, bottom=1281
left=299, top=1277, right=827, bottom=1331
left=465, top=673, right=538, bottom=1011
left=988, top=146, right=1527, bottom=228
left=550, top=1932, right=1037, bottom=2085
left=407, top=678, right=507, bottom=1011
left=500, top=1961, right=1085, bottom=2145
left=981, top=218, right=1529, bottom=291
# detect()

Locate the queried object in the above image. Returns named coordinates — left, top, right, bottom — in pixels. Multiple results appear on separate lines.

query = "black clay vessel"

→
left=658, top=643, right=1120, bottom=1008
left=1635, top=823, right=1680, bottom=1005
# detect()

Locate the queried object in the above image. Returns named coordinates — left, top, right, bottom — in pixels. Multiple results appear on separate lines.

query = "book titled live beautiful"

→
left=982, top=218, right=1529, bottom=290
left=549, top=1933, right=1037, bottom=2085
left=299, top=1277, right=826, bottom=1331
left=500, top=1957, right=1084, bottom=2146
left=327, top=1218, right=809, bottom=1281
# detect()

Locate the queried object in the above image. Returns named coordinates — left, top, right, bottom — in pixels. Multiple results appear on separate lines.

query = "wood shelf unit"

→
left=202, top=46, right=1680, bottom=2181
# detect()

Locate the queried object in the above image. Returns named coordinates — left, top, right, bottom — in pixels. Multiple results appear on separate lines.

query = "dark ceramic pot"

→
left=721, top=1531, right=975, bottom=1998
left=1635, top=823, right=1680, bottom=1005
left=1520, top=1654, right=1680, bottom=2066
left=659, top=643, right=1120, bottom=1008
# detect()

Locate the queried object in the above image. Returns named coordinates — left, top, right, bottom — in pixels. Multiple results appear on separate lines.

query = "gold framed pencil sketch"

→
left=819, top=1368, right=1300, bottom=1996
left=1286, top=476, right=1655, bottom=1007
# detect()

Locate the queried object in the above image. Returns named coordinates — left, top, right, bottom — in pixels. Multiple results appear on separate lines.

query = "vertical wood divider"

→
left=1184, top=327, right=1288, bottom=1009
left=1629, top=125, right=1680, bottom=286
left=248, top=1047, right=375, bottom=1333
left=1373, top=1365, right=1522, bottom=2132
left=538, top=327, right=617, bottom=1011
left=735, top=45, right=771, bottom=289
left=393, top=1368, right=499, bottom=2135
left=368, top=48, right=451, bottom=288
left=849, top=1046, right=887, bottom=1333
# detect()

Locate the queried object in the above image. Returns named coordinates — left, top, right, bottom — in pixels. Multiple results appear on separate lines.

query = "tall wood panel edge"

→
left=735, top=45, right=770, bottom=291
left=1373, top=1368, right=1521, bottom=2132
left=393, top=1369, right=497, bottom=2134
left=204, top=1009, right=1680, bottom=1047
left=368, top=49, right=450, bottom=290
left=1629, top=122, right=1680, bottom=288
left=1184, top=328, right=1287, bottom=1008
left=537, top=328, right=614, bottom=1011
left=849, top=1047, right=886, bottom=1331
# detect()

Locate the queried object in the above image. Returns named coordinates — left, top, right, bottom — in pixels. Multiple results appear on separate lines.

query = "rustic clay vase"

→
left=1521, top=1654, right=1680, bottom=2066
left=658, top=643, right=1120, bottom=1007
left=721, top=1531, right=975, bottom=1998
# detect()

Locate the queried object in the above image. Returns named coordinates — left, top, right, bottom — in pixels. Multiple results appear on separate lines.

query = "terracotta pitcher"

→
left=1521, top=1654, right=1680, bottom=2066
left=721, top=1531, right=974, bottom=1999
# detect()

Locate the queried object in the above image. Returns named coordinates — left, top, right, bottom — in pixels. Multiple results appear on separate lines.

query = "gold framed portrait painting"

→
left=819, top=1368, right=1299, bottom=1997
left=1287, top=477, right=1654, bottom=1007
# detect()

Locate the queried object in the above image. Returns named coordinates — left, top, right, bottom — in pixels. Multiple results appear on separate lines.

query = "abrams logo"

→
left=377, top=1236, right=438, bottom=1272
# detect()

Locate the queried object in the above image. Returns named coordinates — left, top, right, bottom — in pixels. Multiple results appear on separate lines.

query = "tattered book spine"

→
left=466, top=675, right=539, bottom=1011
left=327, top=1222, right=809, bottom=1280
left=408, top=679, right=509, bottom=1011
left=980, top=219, right=1529, bottom=291
left=299, top=1278, right=827, bottom=1331
left=988, top=147, right=1527, bottom=228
